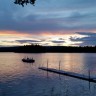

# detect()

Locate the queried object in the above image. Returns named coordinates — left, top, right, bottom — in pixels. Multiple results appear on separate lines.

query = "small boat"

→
left=22, top=57, right=35, bottom=63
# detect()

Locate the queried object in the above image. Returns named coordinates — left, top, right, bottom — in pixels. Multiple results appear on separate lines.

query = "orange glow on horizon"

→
left=0, top=30, right=31, bottom=37
left=0, top=29, right=96, bottom=37
left=0, top=29, right=96, bottom=46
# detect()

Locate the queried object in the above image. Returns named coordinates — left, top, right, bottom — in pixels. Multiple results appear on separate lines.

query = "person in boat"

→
left=27, top=57, right=29, bottom=60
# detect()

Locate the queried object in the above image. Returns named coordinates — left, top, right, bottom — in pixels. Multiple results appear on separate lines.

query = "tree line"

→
left=0, top=45, right=96, bottom=53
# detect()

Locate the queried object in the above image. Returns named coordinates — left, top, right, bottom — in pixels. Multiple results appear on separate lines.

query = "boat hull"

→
left=22, top=59, right=35, bottom=63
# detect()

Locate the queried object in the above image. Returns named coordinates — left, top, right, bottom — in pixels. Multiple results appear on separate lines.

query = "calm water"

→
left=0, top=53, right=96, bottom=96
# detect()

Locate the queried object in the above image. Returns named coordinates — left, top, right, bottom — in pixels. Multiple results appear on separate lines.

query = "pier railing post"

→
left=88, top=69, right=91, bottom=90
left=47, top=60, right=49, bottom=78
left=59, top=61, right=61, bottom=71
left=47, top=60, right=48, bottom=70
left=59, top=61, right=61, bottom=79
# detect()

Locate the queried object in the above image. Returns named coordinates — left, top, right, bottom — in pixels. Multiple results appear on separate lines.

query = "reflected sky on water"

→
left=0, top=53, right=96, bottom=96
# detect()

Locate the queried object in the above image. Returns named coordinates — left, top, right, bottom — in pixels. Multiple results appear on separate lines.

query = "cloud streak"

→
left=0, top=0, right=96, bottom=34
left=70, top=32, right=96, bottom=46
left=16, top=40, right=42, bottom=44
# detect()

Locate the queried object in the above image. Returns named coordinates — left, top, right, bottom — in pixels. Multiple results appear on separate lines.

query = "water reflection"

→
left=0, top=53, right=96, bottom=81
left=61, top=53, right=85, bottom=73
left=0, top=53, right=96, bottom=96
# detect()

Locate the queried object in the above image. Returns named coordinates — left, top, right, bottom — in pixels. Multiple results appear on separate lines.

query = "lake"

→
left=0, top=52, right=96, bottom=96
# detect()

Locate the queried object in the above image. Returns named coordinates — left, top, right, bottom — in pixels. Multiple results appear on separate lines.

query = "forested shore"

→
left=0, top=45, right=96, bottom=53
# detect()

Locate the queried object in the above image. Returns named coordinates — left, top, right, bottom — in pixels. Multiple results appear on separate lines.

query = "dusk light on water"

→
left=0, top=53, right=96, bottom=96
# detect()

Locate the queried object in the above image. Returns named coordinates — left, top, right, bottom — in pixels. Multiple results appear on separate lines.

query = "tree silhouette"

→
left=14, top=0, right=36, bottom=7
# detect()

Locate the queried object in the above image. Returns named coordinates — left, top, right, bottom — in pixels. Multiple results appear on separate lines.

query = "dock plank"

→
left=39, top=67, right=96, bottom=83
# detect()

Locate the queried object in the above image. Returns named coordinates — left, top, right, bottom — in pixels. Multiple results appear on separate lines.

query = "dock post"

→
left=47, top=60, right=49, bottom=78
left=88, top=69, right=91, bottom=90
left=47, top=60, right=48, bottom=70
left=59, top=61, right=61, bottom=79
left=59, top=61, right=61, bottom=71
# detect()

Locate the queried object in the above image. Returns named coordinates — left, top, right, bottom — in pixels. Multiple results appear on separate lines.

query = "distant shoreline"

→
left=0, top=45, right=96, bottom=53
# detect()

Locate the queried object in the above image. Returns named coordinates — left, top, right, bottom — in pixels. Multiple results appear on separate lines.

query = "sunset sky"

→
left=0, top=0, right=96, bottom=46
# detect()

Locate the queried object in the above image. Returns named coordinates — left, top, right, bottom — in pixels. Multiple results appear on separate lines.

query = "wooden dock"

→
left=39, top=67, right=96, bottom=83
